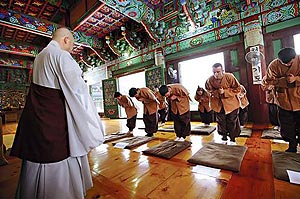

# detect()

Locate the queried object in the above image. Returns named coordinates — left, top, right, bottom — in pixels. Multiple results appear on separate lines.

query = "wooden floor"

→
left=1, top=119, right=300, bottom=199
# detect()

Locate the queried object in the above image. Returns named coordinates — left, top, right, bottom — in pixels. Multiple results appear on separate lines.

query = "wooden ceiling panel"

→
left=0, top=0, right=152, bottom=57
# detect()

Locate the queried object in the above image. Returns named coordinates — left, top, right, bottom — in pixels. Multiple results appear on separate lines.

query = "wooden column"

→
left=243, top=18, right=269, bottom=125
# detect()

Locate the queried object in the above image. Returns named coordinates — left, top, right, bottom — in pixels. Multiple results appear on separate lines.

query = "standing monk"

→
left=114, top=91, right=137, bottom=134
left=159, top=84, right=191, bottom=141
left=129, top=87, right=159, bottom=137
left=265, top=48, right=300, bottom=152
left=205, top=63, right=241, bottom=143
left=10, top=27, right=105, bottom=198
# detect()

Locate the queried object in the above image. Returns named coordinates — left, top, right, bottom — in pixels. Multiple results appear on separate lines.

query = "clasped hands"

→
left=287, top=74, right=296, bottom=83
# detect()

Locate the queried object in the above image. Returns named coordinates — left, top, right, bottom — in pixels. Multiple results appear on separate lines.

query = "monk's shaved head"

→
left=52, top=27, right=72, bottom=40
left=52, top=27, right=75, bottom=53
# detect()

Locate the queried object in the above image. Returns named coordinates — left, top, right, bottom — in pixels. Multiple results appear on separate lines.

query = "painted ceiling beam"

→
left=0, top=57, right=34, bottom=68
left=0, top=39, right=39, bottom=57
left=180, top=0, right=196, bottom=29
left=72, top=2, right=106, bottom=31
left=44, top=0, right=65, bottom=7
left=0, top=9, right=102, bottom=50
left=99, top=0, right=155, bottom=23
left=98, top=0, right=157, bottom=41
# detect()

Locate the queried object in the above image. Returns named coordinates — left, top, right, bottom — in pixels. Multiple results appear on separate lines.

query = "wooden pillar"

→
left=0, top=117, right=8, bottom=166
left=244, top=18, right=269, bottom=125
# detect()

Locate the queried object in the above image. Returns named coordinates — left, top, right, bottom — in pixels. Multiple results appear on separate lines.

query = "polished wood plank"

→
left=1, top=119, right=300, bottom=199
left=222, top=131, right=275, bottom=199
left=0, top=156, right=21, bottom=199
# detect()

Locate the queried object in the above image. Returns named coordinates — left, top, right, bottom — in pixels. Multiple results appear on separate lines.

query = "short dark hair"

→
left=129, top=88, right=138, bottom=97
left=114, top=92, right=122, bottom=98
left=212, top=63, right=223, bottom=68
left=159, top=85, right=168, bottom=96
left=197, top=86, right=203, bottom=92
left=278, top=48, right=296, bottom=64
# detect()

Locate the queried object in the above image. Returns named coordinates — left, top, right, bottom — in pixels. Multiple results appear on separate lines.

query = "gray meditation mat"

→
left=104, top=132, right=133, bottom=143
left=187, top=142, right=248, bottom=172
left=261, top=129, right=282, bottom=139
left=158, top=125, right=174, bottom=132
left=143, top=140, right=191, bottom=159
left=272, top=151, right=300, bottom=182
left=191, top=125, right=216, bottom=135
left=238, top=127, right=252, bottom=137
left=112, top=136, right=154, bottom=149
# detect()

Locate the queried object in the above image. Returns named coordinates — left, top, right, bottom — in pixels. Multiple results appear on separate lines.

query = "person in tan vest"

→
left=265, top=48, right=300, bottom=152
left=129, top=87, right=159, bottom=137
left=238, top=85, right=249, bottom=127
left=205, top=63, right=241, bottom=144
left=159, top=84, right=191, bottom=141
left=114, top=92, right=137, bottom=135
left=194, top=86, right=213, bottom=126
left=154, top=85, right=168, bottom=126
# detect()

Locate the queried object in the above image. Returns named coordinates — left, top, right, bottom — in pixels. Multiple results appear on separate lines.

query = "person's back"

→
left=33, top=40, right=67, bottom=88
left=10, top=27, right=104, bottom=199
left=129, top=87, right=158, bottom=137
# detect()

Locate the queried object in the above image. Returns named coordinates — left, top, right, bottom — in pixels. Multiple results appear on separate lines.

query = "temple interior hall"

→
left=1, top=0, right=300, bottom=199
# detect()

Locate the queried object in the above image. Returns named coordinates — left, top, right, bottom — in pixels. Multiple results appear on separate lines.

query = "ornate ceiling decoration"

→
left=0, top=0, right=158, bottom=70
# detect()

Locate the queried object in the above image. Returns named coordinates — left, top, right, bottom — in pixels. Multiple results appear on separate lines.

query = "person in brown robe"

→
left=265, top=48, right=300, bottom=152
left=238, top=85, right=249, bottom=127
left=194, top=86, right=213, bottom=126
left=159, top=84, right=191, bottom=141
left=261, top=75, right=280, bottom=129
left=114, top=92, right=137, bottom=134
left=129, top=87, right=159, bottom=137
left=154, top=86, right=168, bottom=126
left=205, top=63, right=241, bottom=143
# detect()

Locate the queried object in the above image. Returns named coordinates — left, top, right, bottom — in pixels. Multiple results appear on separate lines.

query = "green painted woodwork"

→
left=230, top=49, right=239, bottom=67
left=272, top=39, right=282, bottom=59
left=112, top=60, right=155, bottom=77
left=165, top=35, right=240, bottom=61
left=233, top=71, right=240, bottom=82
left=265, top=17, right=300, bottom=33
left=145, top=66, right=165, bottom=91
left=102, top=78, right=119, bottom=118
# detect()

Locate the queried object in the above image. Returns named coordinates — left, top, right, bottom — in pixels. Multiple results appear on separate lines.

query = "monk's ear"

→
left=63, top=36, right=69, bottom=44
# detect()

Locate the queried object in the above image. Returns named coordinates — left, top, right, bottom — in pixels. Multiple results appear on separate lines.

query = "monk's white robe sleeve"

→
left=56, top=52, right=104, bottom=157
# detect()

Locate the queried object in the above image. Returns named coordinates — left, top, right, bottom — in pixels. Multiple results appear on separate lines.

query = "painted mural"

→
left=0, top=8, right=56, bottom=35
left=0, top=90, right=26, bottom=110
left=102, top=78, right=119, bottom=118
left=0, top=58, right=34, bottom=68
left=103, top=0, right=299, bottom=71
left=100, top=0, right=155, bottom=24
left=0, top=9, right=102, bottom=48
left=145, top=66, right=165, bottom=91
left=0, top=40, right=38, bottom=57
left=0, top=68, right=30, bottom=87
